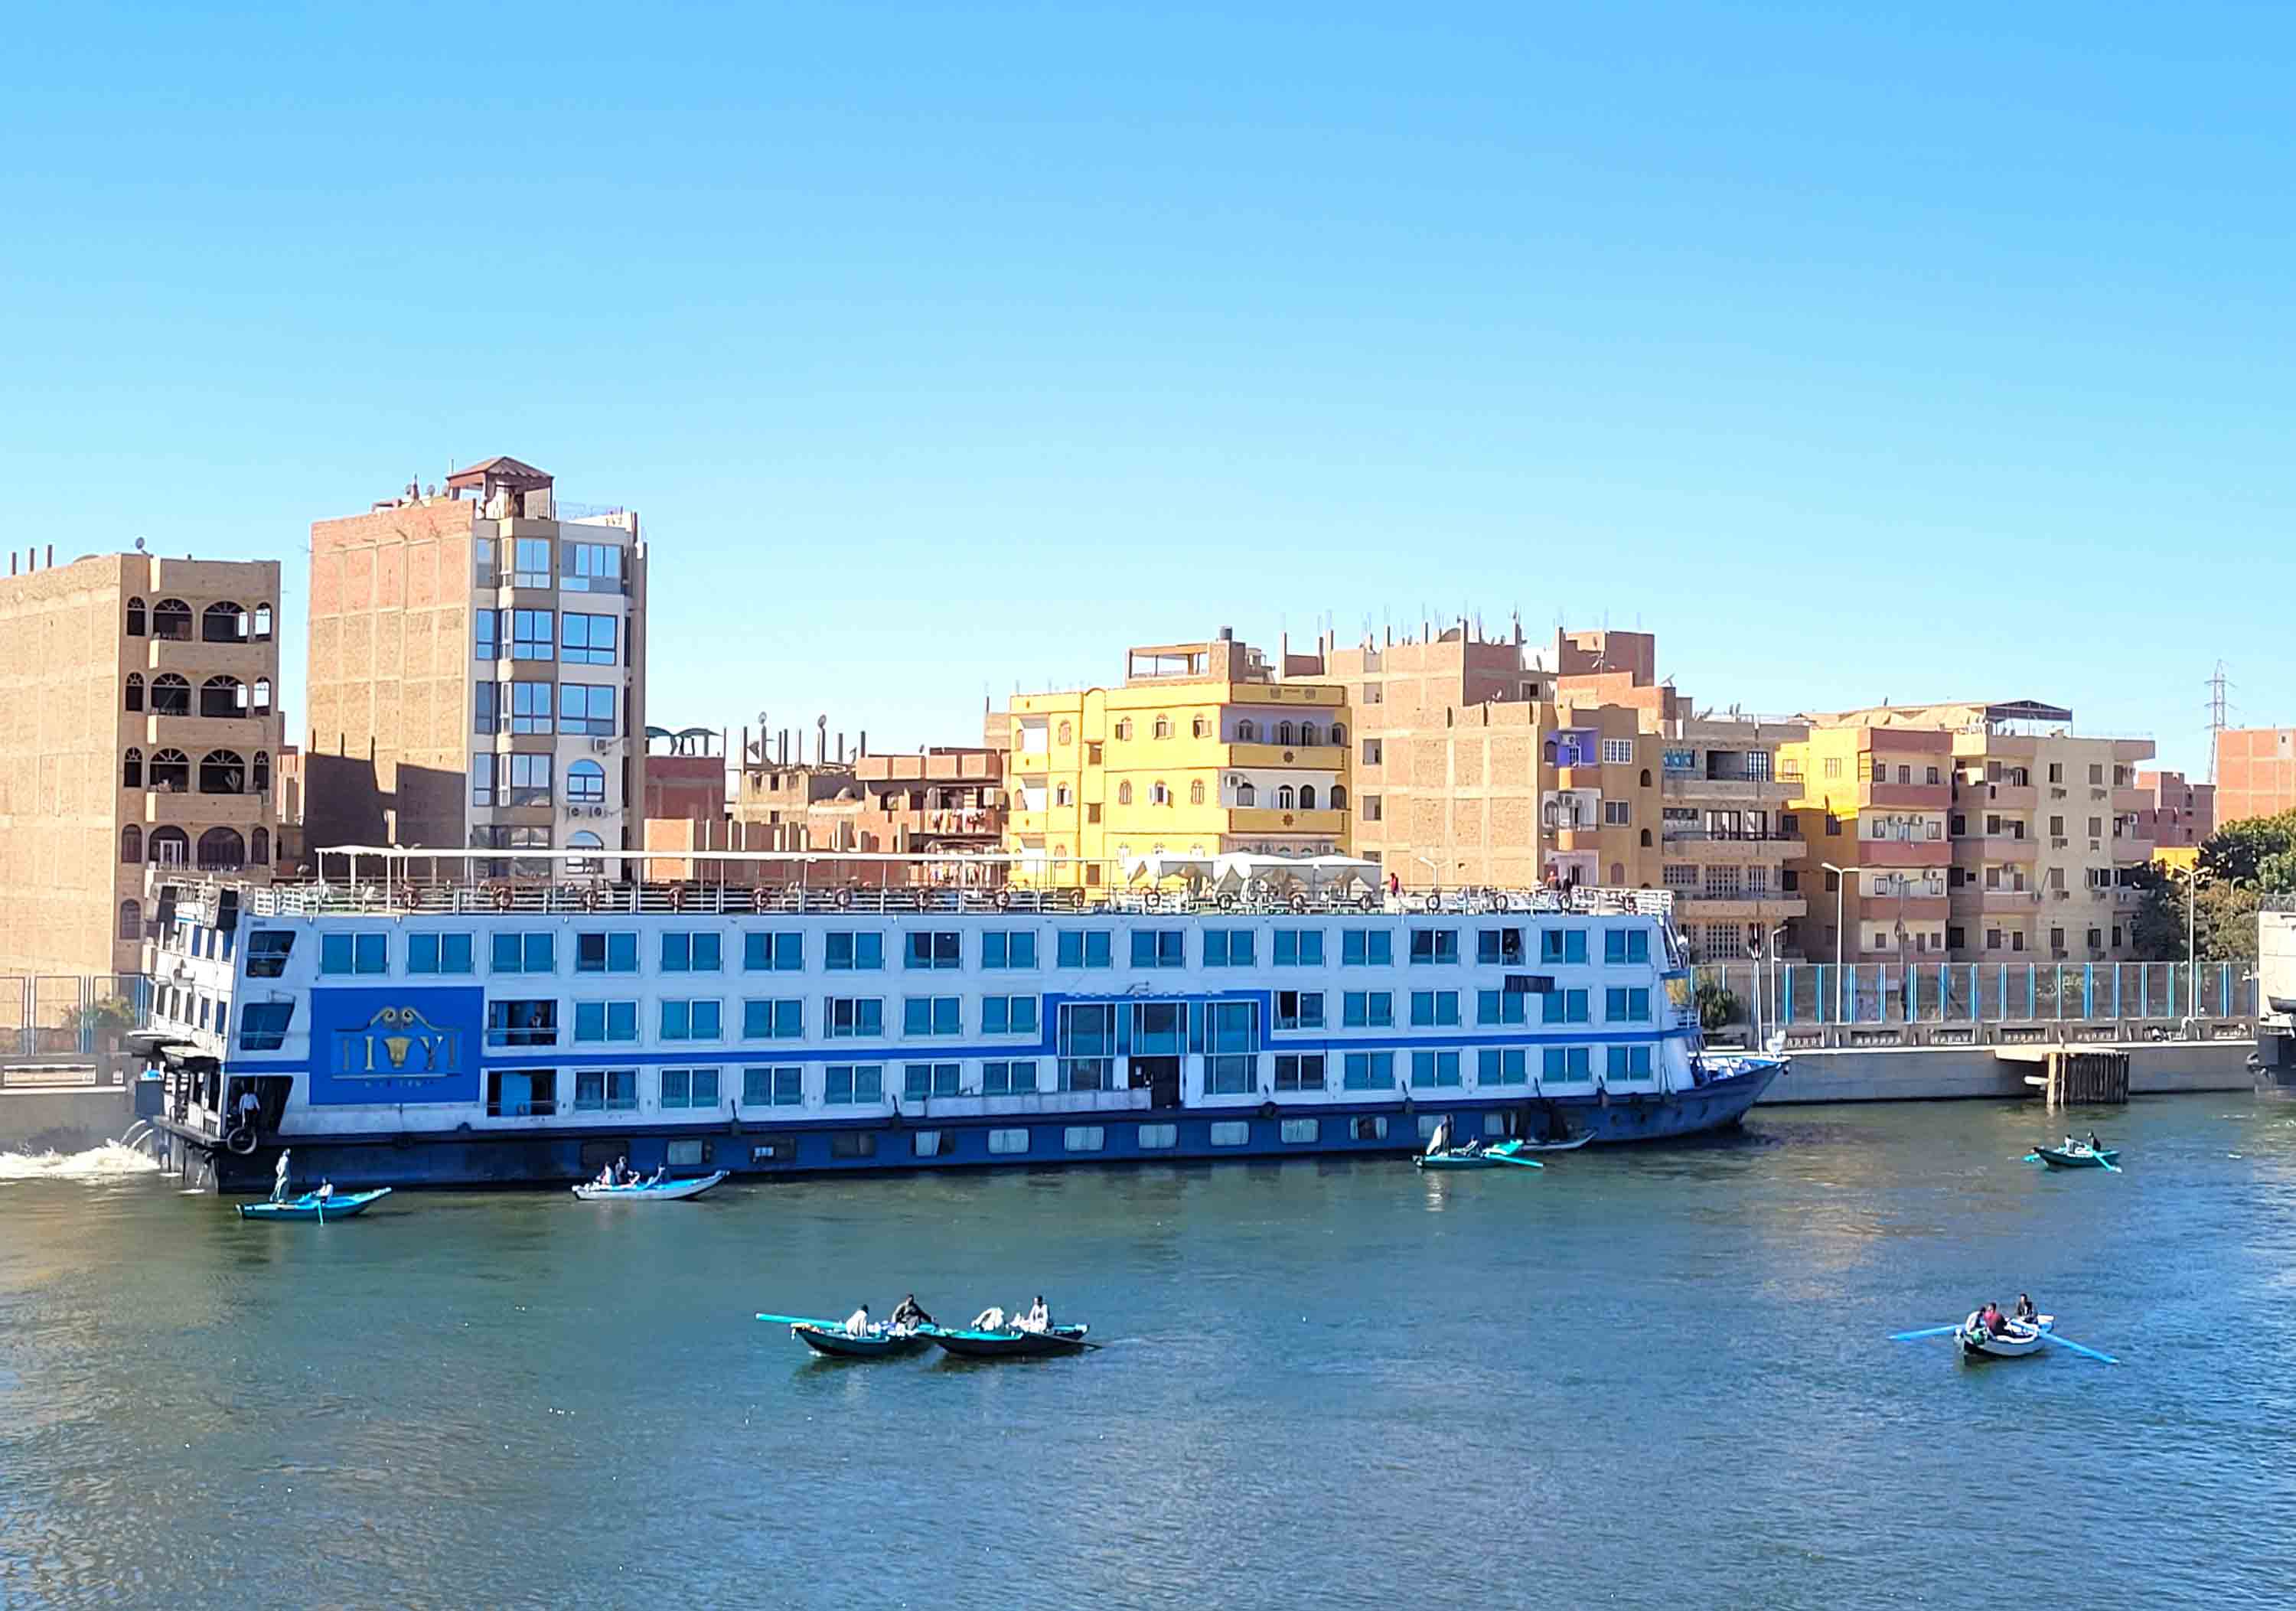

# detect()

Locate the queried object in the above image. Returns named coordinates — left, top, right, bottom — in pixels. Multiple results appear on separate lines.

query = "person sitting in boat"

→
left=843, top=1304, right=871, bottom=1338
left=648, top=1166, right=665, bottom=1185
left=2014, top=1294, right=2037, bottom=1323
left=890, top=1293, right=933, bottom=1329
left=594, top=1163, right=615, bottom=1189
left=1980, top=1301, right=2005, bottom=1337
left=971, top=1306, right=1007, bottom=1331
left=1018, top=1296, right=1052, bottom=1333
left=2086, top=1131, right=2102, bottom=1153
left=314, top=1181, right=334, bottom=1202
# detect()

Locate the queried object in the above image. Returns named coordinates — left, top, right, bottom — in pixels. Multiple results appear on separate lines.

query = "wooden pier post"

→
left=2044, top=1048, right=2130, bottom=1107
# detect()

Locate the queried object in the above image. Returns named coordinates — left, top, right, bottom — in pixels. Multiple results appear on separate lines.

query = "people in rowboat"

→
left=593, top=1163, right=616, bottom=1189
left=972, top=1306, right=1006, bottom=1330
left=1018, top=1296, right=1052, bottom=1333
left=2087, top=1131, right=2102, bottom=1152
left=889, top=1294, right=933, bottom=1330
left=1979, top=1301, right=2006, bottom=1337
left=843, top=1304, right=871, bottom=1338
left=2014, top=1294, right=2037, bottom=1323
left=314, top=1181, right=334, bottom=1202
left=272, top=1150, right=292, bottom=1204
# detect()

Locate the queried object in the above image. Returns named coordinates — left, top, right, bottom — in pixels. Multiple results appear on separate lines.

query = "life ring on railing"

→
left=751, top=886, right=773, bottom=914
left=224, top=1124, right=257, bottom=1156
left=489, top=883, right=514, bottom=912
left=1217, top=892, right=1237, bottom=912
left=396, top=883, right=419, bottom=910
left=993, top=888, right=1013, bottom=911
left=579, top=885, right=603, bottom=913
left=668, top=884, right=689, bottom=912
left=1259, top=1100, right=1278, bottom=1120
left=1356, top=892, right=1376, bottom=912
left=834, top=888, right=854, bottom=911
left=1289, top=892, right=1308, bottom=914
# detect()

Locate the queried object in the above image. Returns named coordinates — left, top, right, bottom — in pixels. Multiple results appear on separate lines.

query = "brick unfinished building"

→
left=0, top=550, right=282, bottom=980
left=305, top=458, right=648, bottom=876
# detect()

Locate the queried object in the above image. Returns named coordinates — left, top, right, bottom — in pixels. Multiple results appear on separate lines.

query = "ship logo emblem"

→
left=334, top=1005, right=462, bottom=1078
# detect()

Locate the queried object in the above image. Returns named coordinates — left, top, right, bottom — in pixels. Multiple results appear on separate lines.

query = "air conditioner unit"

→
left=592, top=739, right=612, bottom=753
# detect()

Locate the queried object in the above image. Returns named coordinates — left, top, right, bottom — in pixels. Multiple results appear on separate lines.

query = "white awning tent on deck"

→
left=1123, top=851, right=1380, bottom=892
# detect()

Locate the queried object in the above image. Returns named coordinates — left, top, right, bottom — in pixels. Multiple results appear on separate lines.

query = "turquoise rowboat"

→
left=790, top=1322, right=931, bottom=1359
left=1415, top=1140, right=1546, bottom=1172
left=920, top=1322, right=1094, bottom=1358
left=237, top=1188, right=393, bottom=1221
left=2030, top=1146, right=2121, bottom=1170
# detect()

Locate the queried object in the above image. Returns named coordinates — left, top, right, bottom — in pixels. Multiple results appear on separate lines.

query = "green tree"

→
left=2199, top=810, right=2296, bottom=886
left=1694, top=980, right=1741, bottom=1031
left=2129, top=863, right=2262, bottom=964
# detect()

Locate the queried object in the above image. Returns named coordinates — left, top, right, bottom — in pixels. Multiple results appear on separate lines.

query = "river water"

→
left=3, top=1096, right=2293, bottom=1609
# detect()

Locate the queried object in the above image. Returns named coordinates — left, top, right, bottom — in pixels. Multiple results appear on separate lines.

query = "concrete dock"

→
left=1756, top=1039, right=2255, bottom=1105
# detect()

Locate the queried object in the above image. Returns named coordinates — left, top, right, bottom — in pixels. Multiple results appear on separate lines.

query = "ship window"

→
left=407, top=933, right=475, bottom=975
left=245, top=931, right=295, bottom=977
left=577, top=931, right=639, bottom=973
left=987, top=1127, right=1030, bottom=1154
left=1063, top=1126, right=1106, bottom=1153
left=487, top=1000, right=558, bottom=1047
left=1280, top=1118, right=1322, bottom=1144
left=660, top=1068, right=721, bottom=1109
left=319, top=931, right=389, bottom=976
left=742, top=1065, right=804, bottom=1107
left=824, top=1065, right=883, bottom=1105
left=829, top=1130, right=879, bottom=1158
left=239, top=1001, right=292, bottom=1052
left=1208, top=1120, right=1251, bottom=1146
left=574, top=1069, right=638, bottom=1111
left=1352, top=1115, right=1388, bottom=1141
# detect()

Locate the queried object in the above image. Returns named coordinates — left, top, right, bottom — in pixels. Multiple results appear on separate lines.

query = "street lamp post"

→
left=1822, top=862, right=1854, bottom=1022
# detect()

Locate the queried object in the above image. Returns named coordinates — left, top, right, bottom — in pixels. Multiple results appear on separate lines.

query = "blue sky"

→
left=8, top=2, right=2291, bottom=775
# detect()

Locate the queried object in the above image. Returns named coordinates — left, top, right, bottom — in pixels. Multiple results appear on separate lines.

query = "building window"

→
left=660, top=931, right=723, bottom=972
left=1234, top=781, right=1256, bottom=807
left=1601, top=739, right=1635, bottom=765
left=561, top=684, right=616, bottom=735
left=146, top=826, right=187, bottom=864
left=563, top=612, right=618, bottom=665
left=1361, top=795, right=1381, bottom=823
left=504, top=753, right=553, bottom=807
left=904, top=931, right=960, bottom=970
left=125, top=597, right=146, bottom=636
left=566, top=759, right=606, bottom=804
left=1192, top=716, right=1208, bottom=739
left=1342, top=1051, right=1395, bottom=1089
left=512, top=536, right=553, bottom=589
left=1411, top=1050, right=1462, bottom=1088
left=1277, top=721, right=1296, bottom=746
left=1189, top=778, right=1205, bottom=805
left=1056, top=720, right=1072, bottom=745
left=148, top=748, right=192, bottom=790
left=1130, top=929, right=1185, bottom=968
left=150, top=598, right=192, bottom=641
left=827, top=996, right=883, bottom=1038
left=197, top=675, right=244, bottom=719
left=987, top=1127, right=1029, bottom=1154
left=149, top=674, right=190, bottom=716
left=198, top=750, right=246, bottom=794
left=509, top=680, right=553, bottom=734
left=1114, top=719, right=1133, bottom=741
left=201, top=601, right=249, bottom=643
left=1275, top=1055, right=1325, bottom=1092
left=120, top=824, right=142, bottom=863
left=980, top=931, right=1037, bottom=969
left=1274, top=928, right=1325, bottom=966
left=252, top=604, right=273, bottom=641
left=475, top=608, right=501, bottom=660
left=124, top=673, right=144, bottom=712
left=510, top=609, right=554, bottom=660
left=1409, top=928, right=1459, bottom=965
left=471, top=753, right=497, bottom=807
left=658, top=1068, right=721, bottom=1110
left=1237, top=719, right=1258, bottom=742
left=563, top=542, right=622, bottom=592
left=1153, top=716, right=1171, bottom=739
left=1409, top=990, right=1460, bottom=1026
left=117, top=898, right=142, bottom=941
left=490, top=931, right=556, bottom=974
left=1117, top=781, right=1133, bottom=805
left=1342, top=990, right=1394, bottom=1028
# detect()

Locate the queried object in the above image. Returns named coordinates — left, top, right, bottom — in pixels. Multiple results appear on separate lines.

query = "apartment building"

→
left=1789, top=701, right=2153, bottom=964
left=1781, top=722, right=1953, bottom=964
left=1658, top=713, right=1809, bottom=964
left=1003, top=631, right=1348, bottom=889
left=2135, top=768, right=2215, bottom=851
left=2213, top=729, right=2296, bottom=827
left=0, top=550, right=281, bottom=979
left=305, top=457, right=647, bottom=876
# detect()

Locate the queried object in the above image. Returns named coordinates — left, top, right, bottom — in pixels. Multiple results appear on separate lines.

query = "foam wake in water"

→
left=0, top=1143, right=164, bottom=1182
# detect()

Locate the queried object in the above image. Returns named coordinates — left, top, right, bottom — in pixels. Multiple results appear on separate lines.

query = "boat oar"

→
left=2095, top=1152, right=2121, bottom=1174
left=1888, top=1324, right=1962, bottom=1342
left=1484, top=1151, right=1545, bottom=1169
left=2037, top=1331, right=2119, bottom=1365
left=2021, top=1152, right=2044, bottom=1163
left=755, top=1313, right=843, bottom=1329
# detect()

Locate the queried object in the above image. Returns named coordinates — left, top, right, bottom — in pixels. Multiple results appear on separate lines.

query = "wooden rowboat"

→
left=2030, top=1146, right=2121, bottom=1170
left=791, top=1322, right=931, bottom=1359
left=237, top=1187, right=393, bottom=1221
left=572, top=1169, right=729, bottom=1202
left=1957, top=1310, right=2050, bottom=1360
left=921, top=1322, right=1093, bottom=1358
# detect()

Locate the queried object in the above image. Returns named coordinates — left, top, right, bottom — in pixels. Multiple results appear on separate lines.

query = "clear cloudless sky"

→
left=8, top=2, right=2293, bottom=775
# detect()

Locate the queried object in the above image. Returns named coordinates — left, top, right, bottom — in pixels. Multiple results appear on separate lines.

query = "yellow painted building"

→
left=1002, top=634, right=1350, bottom=889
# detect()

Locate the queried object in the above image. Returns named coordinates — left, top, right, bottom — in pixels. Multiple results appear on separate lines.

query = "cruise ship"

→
left=135, top=853, right=1787, bottom=1191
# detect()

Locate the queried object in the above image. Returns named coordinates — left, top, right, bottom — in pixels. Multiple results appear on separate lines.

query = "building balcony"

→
left=1861, top=894, right=1949, bottom=921
left=1226, top=742, right=1346, bottom=771
left=1659, top=775, right=1792, bottom=805
left=1950, top=887, right=2043, bottom=915
left=1950, top=834, right=2037, bottom=863
left=1960, top=781, right=2037, bottom=811
left=1658, top=832, right=1801, bottom=863
left=1552, top=825, right=1608, bottom=853
left=1228, top=806, right=1345, bottom=836
left=139, top=788, right=271, bottom=827
left=1856, top=781, right=1949, bottom=809
left=142, top=639, right=275, bottom=679
left=2112, top=786, right=2151, bottom=814
left=1675, top=893, right=1807, bottom=922
left=1859, top=838, right=1951, bottom=867
left=1554, top=765, right=1609, bottom=789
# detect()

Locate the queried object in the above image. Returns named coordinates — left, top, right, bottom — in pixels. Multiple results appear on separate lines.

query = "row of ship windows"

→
left=262, top=924, right=1655, bottom=980
left=234, top=986, right=1657, bottom=1050
left=408, top=1045, right=1660, bottom=1117
left=758, top=1111, right=1524, bottom=1163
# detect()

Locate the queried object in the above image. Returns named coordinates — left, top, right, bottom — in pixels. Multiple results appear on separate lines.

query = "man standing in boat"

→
left=271, top=1150, right=292, bottom=1204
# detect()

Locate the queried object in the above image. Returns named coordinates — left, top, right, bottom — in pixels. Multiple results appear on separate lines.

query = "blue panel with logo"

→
left=307, top=986, right=484, bottom=1106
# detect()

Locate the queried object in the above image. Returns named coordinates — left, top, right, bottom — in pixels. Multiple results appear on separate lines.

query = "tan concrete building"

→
left=0, top=551, right=281, bottom=980
left=305, top=457, right=648, bottom=876
left=2212, top=728, right=2296, bottom=827
left=2135, top=768, right=2214, bottom=850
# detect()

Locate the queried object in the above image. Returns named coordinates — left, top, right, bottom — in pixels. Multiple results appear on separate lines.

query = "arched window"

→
left=119, top=898, right=142, bottom=941
left=152, top=749, right=193, bottom=791
left=1640, top=768, right=1653, bottom=788
left=1331, top=723, right=1346, bottom=745
left=1117, top=781, right=1133, bottom=805
left=201, top=601, right=249, bottom=643
left=196, top=827, right=246, bottom=869
left=1277, top=785, right=1296, bottom=809
left=125, top=598, right=147, bottom=637
left=567, top=829, right=603, bottom=874
left=252, top=678, right=273, bottom=715
left=1542, top=739, right=1559, bottom=764
left=199, top=676, right=245, bottom=718
left=151, top=598, right=192, bottom=641
left=1237, top=719, right=1257, bottom=742
left=1189, top=779, right=1205, bottom=804
left=1276, top=721, right=1295, bottom=747
left=122, top=748, right=144, bottom=788
left=567, top=759, right=606, bottom=802
left=250, top=827, right=270, bottom=865
left=1056, top=720, right=1072, bottom=745
left=252, top=751, right=272, bottom=792
left=1639, top=829, right=1652, bottom=847
left=1052, top=843, right=1068, bottom=863
left=1609, top=862, right=1624, bottom=885
left=1235, top=781, right=1256, bottom=806
left=124, top=673, right=145, bottom=713
left=198, top=749, right=246, bottom=794
left=147, top=825, right=188, bottom=865
left=120, top=825, right=142, bottom=863
left=150, top=674, right=191, bottom=716
left=1300, top=722, right=1319, bottom=747
left=252, top=605, right=274, bottom=641
left=1192, top=716, right=1208, bottom=739
left=1150, top=781, right=1169, bottom=806
left=1300, top=785, right=1317, bottom=809
left=1330, top=784, right=1348, bottom=810
left=1054, top=784, right=1071, bottom=807
left=1114, top=719, right=1133, bottom=741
